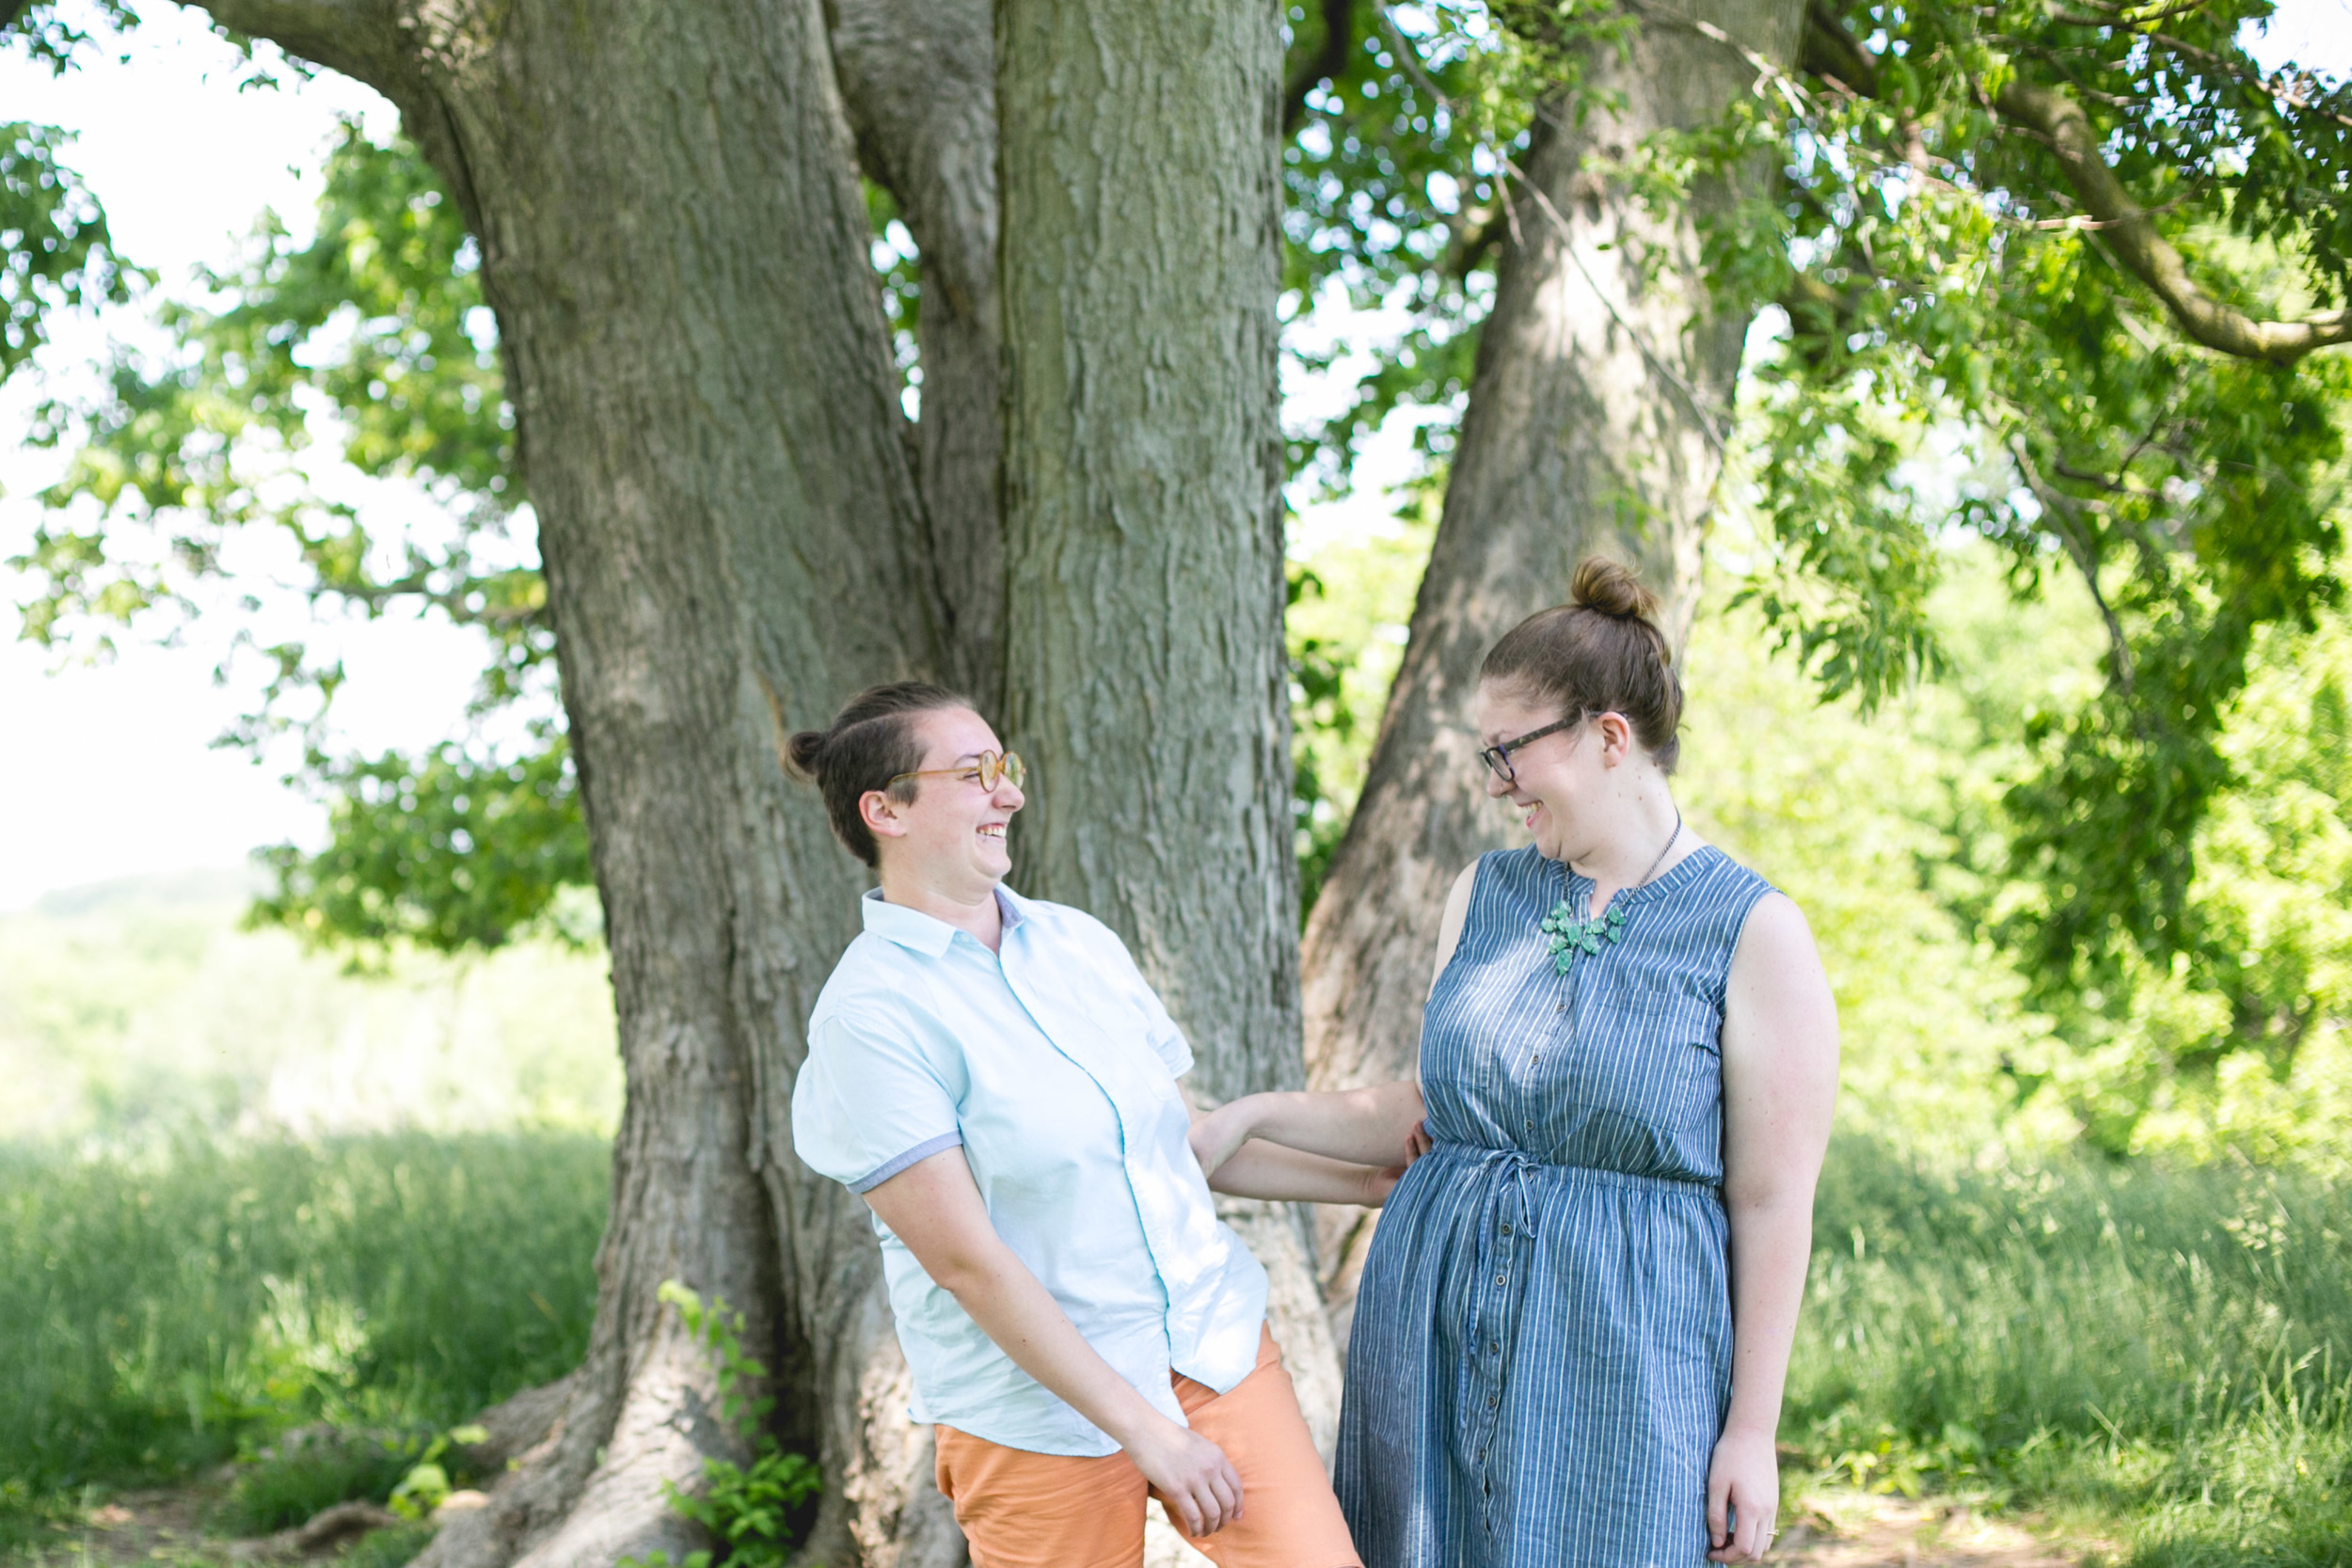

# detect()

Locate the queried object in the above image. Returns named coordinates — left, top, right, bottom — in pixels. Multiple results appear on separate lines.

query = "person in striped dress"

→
left=1189, top=558, right=1839, bottom=1565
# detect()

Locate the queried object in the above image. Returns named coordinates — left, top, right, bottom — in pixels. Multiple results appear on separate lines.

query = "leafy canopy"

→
left=4, top=3, right=2349, bottom=1151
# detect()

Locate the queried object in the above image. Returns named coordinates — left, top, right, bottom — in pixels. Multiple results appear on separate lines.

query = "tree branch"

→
left=1284, top=0, right=1353, bottom=135
left=2010, top=436, right=2136, bottom=694
left=1798, top=6, right=2349, bottom=365
left=1993, top=78, right=2350, bottom=364
left=168, top=0, right=405, bottom=95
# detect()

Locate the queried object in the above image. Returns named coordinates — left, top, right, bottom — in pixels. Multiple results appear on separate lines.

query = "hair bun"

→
left=1570, top=557, right=1660, bottom=623
left=785, top=729, right=828, bottom=776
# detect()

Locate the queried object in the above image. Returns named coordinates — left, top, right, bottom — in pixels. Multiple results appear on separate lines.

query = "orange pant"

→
left=933, top=1326, right=1361, bottom=1568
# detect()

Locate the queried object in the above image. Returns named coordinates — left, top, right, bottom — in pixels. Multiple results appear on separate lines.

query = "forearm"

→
left=1224, top=1082, right=1424, bottom=1167
left=1207, top=1139, right=1391, bottom=1204
left=1721, top=1194, right=1814, bottom=1436
left=930, top=1240, right=1169, bottom=1446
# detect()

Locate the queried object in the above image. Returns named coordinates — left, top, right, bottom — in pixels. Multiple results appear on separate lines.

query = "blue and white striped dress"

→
left=1336, top=843, right=1774, bottom=1567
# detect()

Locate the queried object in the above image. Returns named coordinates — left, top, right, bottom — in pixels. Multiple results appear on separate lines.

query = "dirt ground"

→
left=1140, top=1492, right=2101, bottom=1568
left=14, top=1484, right=2106, bottom=1567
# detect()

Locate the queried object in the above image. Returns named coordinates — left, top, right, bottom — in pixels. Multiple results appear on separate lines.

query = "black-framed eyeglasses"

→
left=1475, top=716, right=1582, bottom=784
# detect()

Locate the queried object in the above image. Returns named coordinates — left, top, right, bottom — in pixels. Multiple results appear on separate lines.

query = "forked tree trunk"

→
left=993, top=0, right=1343, bottom=1454
left=1296, top=0, right=1805, bottom=1335
left=183, top=0, right=1327, bottom=1560
left=185, top=0, right=967, bottom=1563
left=829, top=0, right=1005, bottom=705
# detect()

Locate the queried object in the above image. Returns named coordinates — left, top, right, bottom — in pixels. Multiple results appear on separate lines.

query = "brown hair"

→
left=1480, top=557, right=1682, bottom=772
left=787, top=681, right=972, bottom=866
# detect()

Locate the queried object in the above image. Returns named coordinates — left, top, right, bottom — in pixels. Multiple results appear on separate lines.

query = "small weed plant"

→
left=619, top=1280, right=821, bottom=1568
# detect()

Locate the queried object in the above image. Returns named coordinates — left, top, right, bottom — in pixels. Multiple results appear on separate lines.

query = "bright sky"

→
left=1, top=0, right=2347, bottom=911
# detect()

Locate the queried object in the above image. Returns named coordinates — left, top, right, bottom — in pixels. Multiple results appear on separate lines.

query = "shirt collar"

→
left=860, top=884, right=1027, bottom=956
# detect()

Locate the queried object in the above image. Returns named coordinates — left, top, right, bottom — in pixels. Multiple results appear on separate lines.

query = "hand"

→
left=1706, top=1425, right=1779, bottom=1562
left=1359, top=1164, right=1406, bottom=1207
left=1406, top=1117, right=1433, bottom=1162
left=1125, top=1415, right=1244, bottom=1536
left=1187, top=1099, right=1259, bottom=1181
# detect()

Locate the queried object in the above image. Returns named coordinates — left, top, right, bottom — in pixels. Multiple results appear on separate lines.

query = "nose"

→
left=993, top=779, right=1025, bottom=812
left=1483, top=765, right=1511, bottom=799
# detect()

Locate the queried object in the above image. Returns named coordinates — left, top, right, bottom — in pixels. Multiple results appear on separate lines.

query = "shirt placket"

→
left=997, top=951, right=1181, bottom=1328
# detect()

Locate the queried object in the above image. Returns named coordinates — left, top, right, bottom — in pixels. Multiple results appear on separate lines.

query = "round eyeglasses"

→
left=885, top=749, right=1027, bottom=794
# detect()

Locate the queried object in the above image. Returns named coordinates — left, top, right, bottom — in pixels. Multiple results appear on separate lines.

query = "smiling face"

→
left=863, top=705, right=1024, bottom=895
left=1472, top=679, right=1613, bottom=863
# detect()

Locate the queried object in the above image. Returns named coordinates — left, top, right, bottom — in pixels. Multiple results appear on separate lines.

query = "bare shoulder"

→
left=1731, top=891, right=1819, bottom=968
left=1430, top=859, right=1483, bottom=993
left=1724, top=891, right=1837, bottom=1057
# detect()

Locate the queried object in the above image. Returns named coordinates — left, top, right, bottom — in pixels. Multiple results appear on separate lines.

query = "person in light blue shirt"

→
left=787, top=682, right=1416, bottom=1568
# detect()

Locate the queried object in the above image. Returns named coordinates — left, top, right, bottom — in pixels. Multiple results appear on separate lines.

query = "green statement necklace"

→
left=1539, top=809, right=1682, bottom=974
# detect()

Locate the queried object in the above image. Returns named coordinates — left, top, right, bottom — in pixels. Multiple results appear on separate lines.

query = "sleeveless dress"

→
left=1335, top=843, right=1774, bottom=1568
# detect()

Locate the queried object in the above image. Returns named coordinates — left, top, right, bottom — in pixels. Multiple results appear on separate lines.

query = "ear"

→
left=859, top=787, right=912, bottom=841
left=1595, top=712, right=1637, bottom=766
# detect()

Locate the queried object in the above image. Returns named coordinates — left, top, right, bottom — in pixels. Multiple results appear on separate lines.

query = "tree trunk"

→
left=992, top=0, right=1343, bottom=1455
left=184, top=1, right=970, bottom=1563
left=1296, top=0, right=1805, bottom=1338
left=828, top=0, right=1005, bottom=705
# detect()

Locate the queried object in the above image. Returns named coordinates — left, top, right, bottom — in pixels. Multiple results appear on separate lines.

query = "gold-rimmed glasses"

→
left=885, top=749, right=1027, bottom=794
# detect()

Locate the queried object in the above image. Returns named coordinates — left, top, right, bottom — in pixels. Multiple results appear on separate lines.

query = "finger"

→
left=1733, top=1487, right=1771, bottom=1561
left=1706, top=1467, right=1731, bottom=1550
left=1171, top=1490, right=1207, bottom=1538
left=1219, top=1456, right=1245, bottom=1522
left=1194, top=1479, right=1228, bottom=1536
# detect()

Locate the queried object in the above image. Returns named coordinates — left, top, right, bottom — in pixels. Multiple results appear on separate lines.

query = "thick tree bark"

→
left=828, top=0, right=1006, bottom=702
left=1296, top=0, right=1805, bottom=1337
left=993, top=0, right=1343, bottom=1455
left=186, top=1, right=967, bottom=1564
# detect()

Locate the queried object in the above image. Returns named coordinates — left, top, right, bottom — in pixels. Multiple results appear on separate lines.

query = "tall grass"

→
left=0, top=1130, right=609, bottom=1491
left=8, top=1127, right=2346, bottom=1563
left=1795, top=1137, right=2352, bottom=1564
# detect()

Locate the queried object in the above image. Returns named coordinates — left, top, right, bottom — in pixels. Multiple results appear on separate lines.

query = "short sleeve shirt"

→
left=790, top=885, right=1270, bottom=1456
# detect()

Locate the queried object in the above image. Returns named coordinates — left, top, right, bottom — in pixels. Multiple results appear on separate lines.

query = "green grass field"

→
left=0, top=1130, right=608, bottom=1543
left=4, top=1127, right=2345, bottom=1563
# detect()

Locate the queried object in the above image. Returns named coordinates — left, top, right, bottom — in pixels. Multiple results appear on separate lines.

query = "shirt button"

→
left=1486, top=1394, right=1499, bottom=1409
left=1500, top=1222, right=1512, bottom=1236
left=1493, top=1273, right=1506, bottom=1287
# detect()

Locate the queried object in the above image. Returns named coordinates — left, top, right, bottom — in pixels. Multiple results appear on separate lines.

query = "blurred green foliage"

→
left=219, top=1429, right=416, bottom=1535
left=0, top=1130, right=608, bottom=1492
left=0, top=120, right=132, bottom=384
left=1663, top=0, right=2352, bottom=1031
left=0, top=875, right=620, bottom=1142
left=1798, top=1136, right=2352, bottom=1566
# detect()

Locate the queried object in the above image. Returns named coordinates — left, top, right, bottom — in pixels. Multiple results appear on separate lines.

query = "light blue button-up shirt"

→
left=791, top=885, right=1270, bottom=1456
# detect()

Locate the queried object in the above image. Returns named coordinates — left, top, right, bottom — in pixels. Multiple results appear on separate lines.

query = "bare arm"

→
left=1186, top=860, right=1472, bottom=1187
left=1705, top=893, right=1840, bottom=1564
left=1189, top=1081, right=1426, bottom=1182
left=1202, top=1135, right=1405, bottom=1206
left=861, top=1148, right=1244, bottom=1535
left=1430, top=859, right=1478, bottom=993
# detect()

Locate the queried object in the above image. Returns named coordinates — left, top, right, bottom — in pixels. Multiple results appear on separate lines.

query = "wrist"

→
left=1097, top=1391, right=1177, bottom=1452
